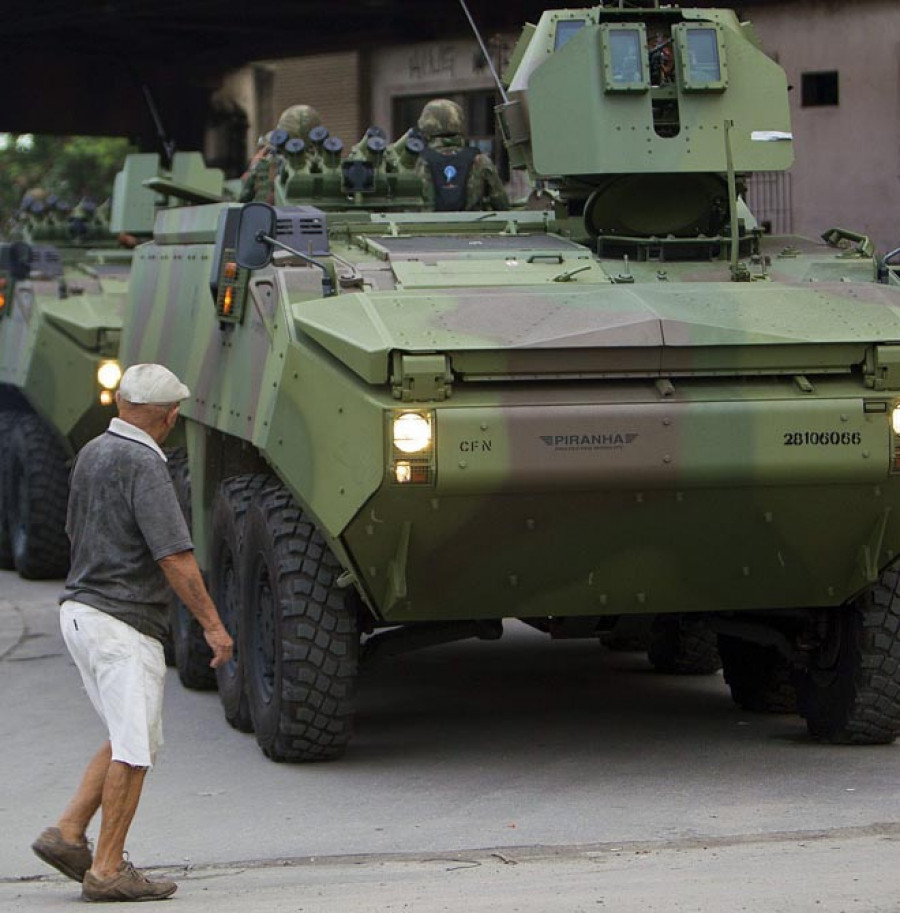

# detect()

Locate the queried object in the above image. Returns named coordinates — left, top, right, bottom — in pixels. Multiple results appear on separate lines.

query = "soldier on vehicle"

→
left=415, top=98, right=509, bottom=212
left=238, top=104, right=324, bottom=204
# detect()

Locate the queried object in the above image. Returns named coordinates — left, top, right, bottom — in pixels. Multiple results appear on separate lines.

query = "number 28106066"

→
left=783, top=430, right=862, bottom=447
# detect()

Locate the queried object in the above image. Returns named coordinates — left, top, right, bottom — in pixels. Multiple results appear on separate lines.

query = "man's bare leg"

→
left=89, top=760, right=148, bottom=879
left=56, top=742, right=111, bottom=844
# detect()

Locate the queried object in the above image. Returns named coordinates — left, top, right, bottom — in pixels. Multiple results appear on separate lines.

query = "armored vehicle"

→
left=121, top=1, right=900, bottom=761
left=0, top=152, right=225, bottom=579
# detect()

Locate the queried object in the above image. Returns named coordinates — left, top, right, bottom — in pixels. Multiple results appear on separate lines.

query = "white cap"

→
left=119, top=364, right=190, bottom=405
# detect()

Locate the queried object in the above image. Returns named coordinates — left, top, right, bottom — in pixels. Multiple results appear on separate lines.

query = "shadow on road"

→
left=351, top=624, right=808, bottom=764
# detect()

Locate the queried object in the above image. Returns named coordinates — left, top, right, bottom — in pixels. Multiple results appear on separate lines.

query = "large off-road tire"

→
left=718, top=635, right=797, bottom=713
left=242, top=483, right=359, bottom=762
left=167, top=450, right=215, bottom=689
left=0, top=411, right=18, bottom=569
left=6, top=413, right=70, bottom=579
left=602, top=616, right=651, bottom=653
left=797, top=567, right=900, bottom=744
left=647, top=614, right=722, bottom=675
left=209, top=474, right=269, bottom=733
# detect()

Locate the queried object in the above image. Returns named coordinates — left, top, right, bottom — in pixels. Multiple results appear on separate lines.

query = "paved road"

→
left=2, top=570, right=900, bottom=910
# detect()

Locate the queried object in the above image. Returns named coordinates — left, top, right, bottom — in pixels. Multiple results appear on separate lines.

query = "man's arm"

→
left=158, top=550, right=233, bottom=668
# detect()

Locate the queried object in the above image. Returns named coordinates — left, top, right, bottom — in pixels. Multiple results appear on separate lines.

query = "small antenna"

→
left=140, top=83, right=176, bottom=169
left=458, top=0, right=509, bottom=105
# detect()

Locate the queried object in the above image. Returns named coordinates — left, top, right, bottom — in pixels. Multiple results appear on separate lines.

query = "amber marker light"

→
left=393, top=461, right=432, bottom=485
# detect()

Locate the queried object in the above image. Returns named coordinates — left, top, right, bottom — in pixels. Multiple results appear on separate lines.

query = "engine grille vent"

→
left=29, top=245, right=64, bottom=278
left=273, top=206, right=329, bottom=256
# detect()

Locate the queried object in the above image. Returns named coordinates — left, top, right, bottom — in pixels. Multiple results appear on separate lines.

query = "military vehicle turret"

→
left=120, top=1, right=900, bottom=760
left=0, top=152, right=225, bottom=579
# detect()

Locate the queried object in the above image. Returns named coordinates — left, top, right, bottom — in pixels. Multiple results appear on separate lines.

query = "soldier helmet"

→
left=417, top=99, right=465, bottom=140
left=276, top=105, right=324, bottom=144
left=20, top=187, right=48, bottom=212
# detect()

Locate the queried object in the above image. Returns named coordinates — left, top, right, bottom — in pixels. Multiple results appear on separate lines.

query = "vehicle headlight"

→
left=389, top=411, right=435, bottom=485
left=393, top=412, right=432, bottom=454
left=97, top=360, right=122, bottom=391
left=892, top=404, right=900, bottom=435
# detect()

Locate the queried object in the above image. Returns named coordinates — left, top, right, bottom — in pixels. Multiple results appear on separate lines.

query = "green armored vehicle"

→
left=0, top=152, right=225, bottom=579
left=121, top=1, right=900, bottom=760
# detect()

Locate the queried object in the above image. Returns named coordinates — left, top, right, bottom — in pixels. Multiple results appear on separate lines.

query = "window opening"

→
left=685, top=29, right=721, bottom=83
left=555, top=19, right=586, bottom=51
left=648, top=23, right=680, bottom=137
left=608, top=29, right=644, bottom=86
left=801, top=71, right=839, bottom=107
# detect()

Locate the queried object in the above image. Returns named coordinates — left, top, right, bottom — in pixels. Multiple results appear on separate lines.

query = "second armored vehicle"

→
left=0, top=152, right=225, bottom=578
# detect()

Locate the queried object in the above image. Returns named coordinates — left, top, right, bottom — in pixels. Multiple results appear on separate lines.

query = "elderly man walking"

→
left=31, top=363, right=233, bottom=902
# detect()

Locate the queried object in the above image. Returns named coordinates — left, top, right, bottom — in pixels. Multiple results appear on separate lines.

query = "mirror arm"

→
left=258, top=233, right=335, bottom=297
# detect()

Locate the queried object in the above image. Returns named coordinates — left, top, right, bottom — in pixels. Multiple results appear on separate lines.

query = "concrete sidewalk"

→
left=4, top=828, right=899, bottom=912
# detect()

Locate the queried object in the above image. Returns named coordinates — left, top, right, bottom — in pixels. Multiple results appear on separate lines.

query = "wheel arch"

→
left=183, top=422, right=270, bottom=570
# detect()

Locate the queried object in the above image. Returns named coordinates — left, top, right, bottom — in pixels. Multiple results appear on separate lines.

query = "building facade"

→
left=740, top=0, right=900, bottom=254
left=210, top=35, right=515, bottom=190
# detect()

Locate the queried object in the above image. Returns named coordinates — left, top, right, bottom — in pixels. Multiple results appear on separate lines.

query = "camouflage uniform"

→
left=415, top=99, right=509, bottom=212
left=239, top=105, right=323, bottom=204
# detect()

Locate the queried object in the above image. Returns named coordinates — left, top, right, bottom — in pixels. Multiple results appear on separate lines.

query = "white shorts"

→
left=60, top=600, right=165, bottom=769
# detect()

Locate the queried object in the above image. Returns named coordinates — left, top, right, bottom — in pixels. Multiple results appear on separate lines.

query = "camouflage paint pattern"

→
left=417, top=99, right=466, bottom=139
left=120, top=199, right=900, bottom=622
left=238, top=147, right=281, bottom=204
left=276, top=105, right=323, bottom=142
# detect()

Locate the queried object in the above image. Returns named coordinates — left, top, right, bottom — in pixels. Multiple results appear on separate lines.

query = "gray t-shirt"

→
left=61, top=426, right=193, bottom=643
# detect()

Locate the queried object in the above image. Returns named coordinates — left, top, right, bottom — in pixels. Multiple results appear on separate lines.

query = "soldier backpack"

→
left=421, top=146, right=479, bottom=211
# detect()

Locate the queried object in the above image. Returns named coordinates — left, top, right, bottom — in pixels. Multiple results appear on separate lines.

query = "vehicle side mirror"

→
left=2, top=242, right=33, bottom=280
left=235, top=203, right=277, bottom=270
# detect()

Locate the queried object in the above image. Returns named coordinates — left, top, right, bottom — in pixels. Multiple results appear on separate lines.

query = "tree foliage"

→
left=0, top=134, right=135, bottom=229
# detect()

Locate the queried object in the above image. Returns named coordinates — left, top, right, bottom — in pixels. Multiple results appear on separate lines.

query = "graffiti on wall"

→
left=408, top=46, right=458, bottom=80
